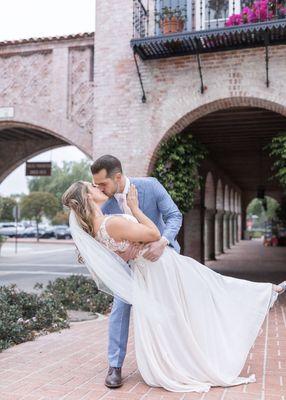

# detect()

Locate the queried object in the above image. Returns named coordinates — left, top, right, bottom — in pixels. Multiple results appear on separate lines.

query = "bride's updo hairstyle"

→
left=62, top=181, right=96, bottom=236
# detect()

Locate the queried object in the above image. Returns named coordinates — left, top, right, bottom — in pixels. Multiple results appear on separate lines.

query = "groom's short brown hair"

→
left=91, top=155, right=123, bottom=177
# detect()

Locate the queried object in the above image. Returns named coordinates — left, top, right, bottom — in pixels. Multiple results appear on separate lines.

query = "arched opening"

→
left=246, top=196, right=280, bottom=242
left=0, top=122, right=92, bottom=291
left=0, top=122, right=91, bottom=183
left=148, top=101, right=286, bottom=263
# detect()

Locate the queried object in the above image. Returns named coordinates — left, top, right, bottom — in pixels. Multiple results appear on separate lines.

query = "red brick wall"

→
left=93, top=0, right=286, bottom=178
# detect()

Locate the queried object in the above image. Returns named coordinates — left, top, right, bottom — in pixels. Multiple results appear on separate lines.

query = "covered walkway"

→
left=0, top=240, right=285, bottom=400
left=206, top=239, right=286, bottom=284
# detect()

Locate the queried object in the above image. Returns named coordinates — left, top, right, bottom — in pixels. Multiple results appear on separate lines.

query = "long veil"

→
left=69, top=210, right=134, bottom=304
left=69, top=210, right=174, bottom=322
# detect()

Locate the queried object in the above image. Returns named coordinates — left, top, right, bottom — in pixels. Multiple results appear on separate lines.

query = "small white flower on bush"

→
left=32, top=317, right=37, bottom=322
left=17, top=318, right=24, bottom=323
left=52, top=323, right=58, bottom=328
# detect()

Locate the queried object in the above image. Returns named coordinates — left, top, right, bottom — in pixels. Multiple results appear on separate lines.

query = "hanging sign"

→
left=26, top=162, right=52, bottom=176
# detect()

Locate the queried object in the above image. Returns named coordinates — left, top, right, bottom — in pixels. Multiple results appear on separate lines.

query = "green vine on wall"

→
left=265, top=132, right=286, bottom=189
left=152, top=133, right=208, bottom=213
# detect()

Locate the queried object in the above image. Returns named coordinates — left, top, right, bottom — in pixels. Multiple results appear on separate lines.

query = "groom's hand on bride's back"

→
left=116, top=243, right=144, bottom=262
left=143, top=237, right=168, bottom=262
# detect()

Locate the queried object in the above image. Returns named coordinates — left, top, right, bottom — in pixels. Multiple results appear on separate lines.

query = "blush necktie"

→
left=116, top=193, right=133, bottom=215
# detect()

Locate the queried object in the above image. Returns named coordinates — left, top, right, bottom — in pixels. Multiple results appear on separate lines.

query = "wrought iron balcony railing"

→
left=132, top=0, right=286, bottom=59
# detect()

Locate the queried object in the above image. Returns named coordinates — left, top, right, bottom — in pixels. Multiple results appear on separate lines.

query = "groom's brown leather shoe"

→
left=105, top=366, right=122, bottom=388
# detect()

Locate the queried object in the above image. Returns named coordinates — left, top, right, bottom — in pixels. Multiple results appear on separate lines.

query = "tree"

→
left=51, top=211, right=69, bottom=225
left=265, top=197, right=280, bottom=220
left=247, top=197, right=279, bottom=229
left=28, top=160, right=91, bottom=210
left=0, top=196, right=16, bottom=221
left=276, top=197, right=286, bottom=225
left=20, top=192, right=58, bottom=241
left=266, top=133, right=286, bottom=188
left=247, top=198, right=262, bottom=217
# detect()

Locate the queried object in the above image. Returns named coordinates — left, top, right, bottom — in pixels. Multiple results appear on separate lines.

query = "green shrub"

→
left=0, top=275, right=113, bottom=352
left=35, top=275, right=113, bottom=314
left=0, top=284, right=69, bottom=352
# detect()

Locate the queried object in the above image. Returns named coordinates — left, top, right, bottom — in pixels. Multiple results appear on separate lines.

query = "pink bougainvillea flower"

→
left=242, top=6, right=258, bottom=23
left=225, top=0, right=277, bottom=26
left=225, top=13, right=243, bottom=26
left=278, top=6, right=286, bottom=17
left=252, top=0, right=273, bottom=21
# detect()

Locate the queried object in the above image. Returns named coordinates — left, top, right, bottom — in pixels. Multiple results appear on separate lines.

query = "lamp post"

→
left=12, top=196, right=21, bottom=254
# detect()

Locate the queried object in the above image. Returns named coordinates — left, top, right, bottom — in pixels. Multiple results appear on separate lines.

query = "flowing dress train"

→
left=96, top=214, right=278, bottom=393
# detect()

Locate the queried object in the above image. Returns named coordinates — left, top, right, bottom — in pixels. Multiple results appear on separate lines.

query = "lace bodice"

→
left=95, top=214, right=138, bottom=252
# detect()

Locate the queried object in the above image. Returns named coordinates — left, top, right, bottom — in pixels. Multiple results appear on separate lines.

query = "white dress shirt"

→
left=114, top=177, right=133, bottom=215
left=114, top=177, right=169, bottom=245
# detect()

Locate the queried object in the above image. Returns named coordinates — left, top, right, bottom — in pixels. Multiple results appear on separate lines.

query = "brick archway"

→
left=0, top=33, right=94, bottom=183
left=0, top=115, right=92, bottom=183
left=146, top=96, right=286, bottom=261
left=147, top=96, right=286, bottom=175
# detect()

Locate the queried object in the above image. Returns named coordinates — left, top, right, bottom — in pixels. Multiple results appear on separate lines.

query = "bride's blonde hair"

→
left=62, top=181, right=96, bottom=236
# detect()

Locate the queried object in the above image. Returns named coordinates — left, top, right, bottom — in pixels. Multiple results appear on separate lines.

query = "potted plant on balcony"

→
left=159, top=6, right=187, bottom=34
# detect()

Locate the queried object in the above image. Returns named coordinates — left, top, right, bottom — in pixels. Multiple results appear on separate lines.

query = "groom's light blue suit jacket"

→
left=101, top=177, right=182, bottom=253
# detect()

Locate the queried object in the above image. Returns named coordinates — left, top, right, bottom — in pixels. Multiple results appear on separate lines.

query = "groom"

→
left=91, top=155, right=182, bottom=388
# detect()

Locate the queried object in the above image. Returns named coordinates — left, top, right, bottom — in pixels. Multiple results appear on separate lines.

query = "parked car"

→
left=54, top=225, right=72, bottom=239
left=40, top=226, right=56, bottom=238
left=21, top=227, right=46, bottom=238
left=0, top=223, right=25, bottom=237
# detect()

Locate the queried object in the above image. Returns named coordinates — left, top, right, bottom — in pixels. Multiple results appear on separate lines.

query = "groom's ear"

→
left=114, top=172, right=122, bottom=182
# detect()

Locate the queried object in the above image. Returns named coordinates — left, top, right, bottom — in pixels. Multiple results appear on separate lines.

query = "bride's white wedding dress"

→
left=94, top=214, right=278, bottom=393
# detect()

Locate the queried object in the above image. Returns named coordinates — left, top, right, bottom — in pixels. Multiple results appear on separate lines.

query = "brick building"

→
left=1, top=0, right=286, bottom=262
left=93, top=0, right=286, bottom=261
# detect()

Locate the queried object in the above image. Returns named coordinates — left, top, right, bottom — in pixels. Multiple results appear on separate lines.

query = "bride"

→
left=62, top=180, right=285, bottom=393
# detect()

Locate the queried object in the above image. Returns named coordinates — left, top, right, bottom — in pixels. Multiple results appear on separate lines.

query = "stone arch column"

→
left=181, top=188, right=204, bottom=262
left=223, top=185, right=231, bottom=249
left=233, top=214, right=238, bottom=243
left=215, top=179, right=224, bottom=256
left=237, top=194, right=242, bottom=240
left=229, top=189, right=235, bottom=246
left=204, top=172, right=216, bottom=261
left=234, top=192, right=238, bottom=242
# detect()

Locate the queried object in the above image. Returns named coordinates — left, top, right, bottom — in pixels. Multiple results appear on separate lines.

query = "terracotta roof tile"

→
left=0, top=32, right=94, bottom=46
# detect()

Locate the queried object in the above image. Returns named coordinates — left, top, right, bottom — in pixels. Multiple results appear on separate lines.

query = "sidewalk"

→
left=0, top=240, right=286, bottom=400
left=6, top=238, right=74, bottom=245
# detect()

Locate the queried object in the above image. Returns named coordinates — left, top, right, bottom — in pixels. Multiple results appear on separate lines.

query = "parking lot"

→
left=0, top=222, right=72, bottom=239
left=0, top=241, right=89, bottom=292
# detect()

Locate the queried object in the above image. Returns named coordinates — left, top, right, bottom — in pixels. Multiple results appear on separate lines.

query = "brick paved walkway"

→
left=0, top=240, right=286, bottom=400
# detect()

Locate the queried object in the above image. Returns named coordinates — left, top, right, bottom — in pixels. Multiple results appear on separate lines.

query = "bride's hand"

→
left=127, top=184, right=139, bottom=211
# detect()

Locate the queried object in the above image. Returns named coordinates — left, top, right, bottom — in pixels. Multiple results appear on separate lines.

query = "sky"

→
left=0, top=0, right=95, bottom=196
left=0, top=0, right=95, bottom=42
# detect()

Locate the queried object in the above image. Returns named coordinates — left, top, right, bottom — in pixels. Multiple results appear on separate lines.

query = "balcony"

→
left=131, top=0, right=286, bottom=60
